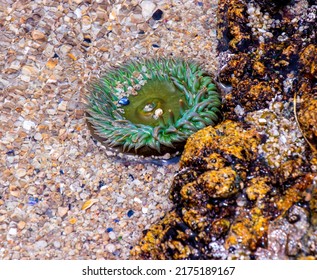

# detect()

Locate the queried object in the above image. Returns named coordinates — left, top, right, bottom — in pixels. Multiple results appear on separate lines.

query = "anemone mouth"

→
left=85, top=58, right=221, bottom=156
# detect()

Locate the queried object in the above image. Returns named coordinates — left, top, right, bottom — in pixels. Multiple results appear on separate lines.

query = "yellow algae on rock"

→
left=246, top=177, right=271, bottom=201
left=180, top=120, right=260, bottom=168
left=197, top=167, right=238, bottom=198
left=225, top=207, right=268, bottom=252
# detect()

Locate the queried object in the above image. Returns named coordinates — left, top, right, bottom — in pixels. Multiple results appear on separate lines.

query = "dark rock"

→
left=152, top=9, right=163, bottom=20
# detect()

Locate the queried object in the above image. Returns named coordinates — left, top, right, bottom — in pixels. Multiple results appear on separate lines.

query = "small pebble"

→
left=35, top=240, right=48, bottom=249
left=21, top=65, right=37, bottom=76
left=108, top=231, right=116, bottom=240
left=22, top=120, right=35, bottom=130
left=16, top=168, right=27, bottom=178
left=53, top=241, right=61, bottom=249
left=98, top=180, right=106, bottom=188
left=64, top=225, right=73, bottom=234
left=57, top=207, right=68, bottom=217
left=57, top=101, right=67, bottom=111
left=118, top=97, right=130, bottom=106
left=17, top=221, right=26, bottom=230
left=105, top=243, right=116, bottom=253
left=8, top=228, right=17, bottom=236
left=127, top=209, right=134, bottom=217
left=133, top=197, right=142, bottom=204
left=34, top=132, right=42, bottom=141
left=6, top=150, right=15, bottom=156
left=258, top=118, right=267, bottom=124
left=28, top=197, right=39, bottom=206
left=152, top=9, right=163, bottom=20
left=20, top=75, right=31, bottom=82
left=140, top=0, right=156, bottom=20
left=31, top=30, right=46, bottom=41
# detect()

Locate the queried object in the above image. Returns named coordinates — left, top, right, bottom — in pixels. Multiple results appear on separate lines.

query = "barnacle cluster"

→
left=85, top=58, right=221, bottom=156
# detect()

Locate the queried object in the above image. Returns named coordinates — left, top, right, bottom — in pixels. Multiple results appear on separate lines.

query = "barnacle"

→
left=85, top=58, right=222, bottom=156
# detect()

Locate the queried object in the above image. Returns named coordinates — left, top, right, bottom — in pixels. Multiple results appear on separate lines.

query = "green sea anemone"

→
left=85, top=58, right=221, bottom=156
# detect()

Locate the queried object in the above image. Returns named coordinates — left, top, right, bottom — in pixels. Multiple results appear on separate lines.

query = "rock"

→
left=27, top=187, right=37, bottom=195
left=8, top=228, right=17, bottom=236
left=10, top=208, right=25, bottom=222
left=131, top=119, right=315, bottom=260
left=64, top=225, right=73, bottom=234
left=31, top=30, right=46, bottom=41
left=53, top=241, right=61, bottom=248
left=34, top=132, right=43, bottom=141
left=105, top=243, right=116, bottom=253
left=17, top=221, right=26, bottom=230
left=21, top=65, right=38, bottom=76
left=46, top=58, right=58, bottom=69
left=22, top=120, right=35, bottom=130
left=57, top=101, right=67, bottom=112
left=152, top=9, right=163, bottom=20
left=130, top=13, right=144, bottom=24
left=81, top=15, right=92, bottom=31
left=59, top=44, right=72, bottom=56
left=57, top=207, right=68, bottom=218
left=16, top=168, right=27, bottom=178
left=140, top=1, right=156, bottom=20
left=7, top=228, right=17, bottom=241
left=9, top=185, right=20, bottom=198
left=8, top=60, right=21, bottom=72
left=20, top=75, right=31, bottom=82
left=35, top=240, right=48, bottom=249
left=108, top=231, right=116, bottom=240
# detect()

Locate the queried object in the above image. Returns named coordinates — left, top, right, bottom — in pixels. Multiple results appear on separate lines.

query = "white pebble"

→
left=108, top=231, right=116, bottom=240
left=16, top=168, right=27, bottom=178
left=133, top=197, right=142, bottom=204
left=105, top=243, right=116, bottom=253
left=116, top=196, right=124, bottom=203
left=57, top=101, right=67, bottom=111
left=140, top=0, right=156, bottom=20
left=258, top=118, right=267, bottom=124
left=133, top=179, right=142, bottom=186
left=271, top=129, right=279, bottom=136
left=74, top=8, right=82, bottom=18
left=34, top=132, right=42, bottom=141
left=53, top=241, right=61, bottom=248
left=20, top=74, right=31, bottom=82
left=22, top=120, right=35, bottom=130
left=8, top=228, right=17, bottom=236
left=247, top=6, right=255, bottom=14
left=279, top=135, right=287, bottom=144
left=234, top=105, right=245, bottom=116
left=35, top=240, right=48, bottom=249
